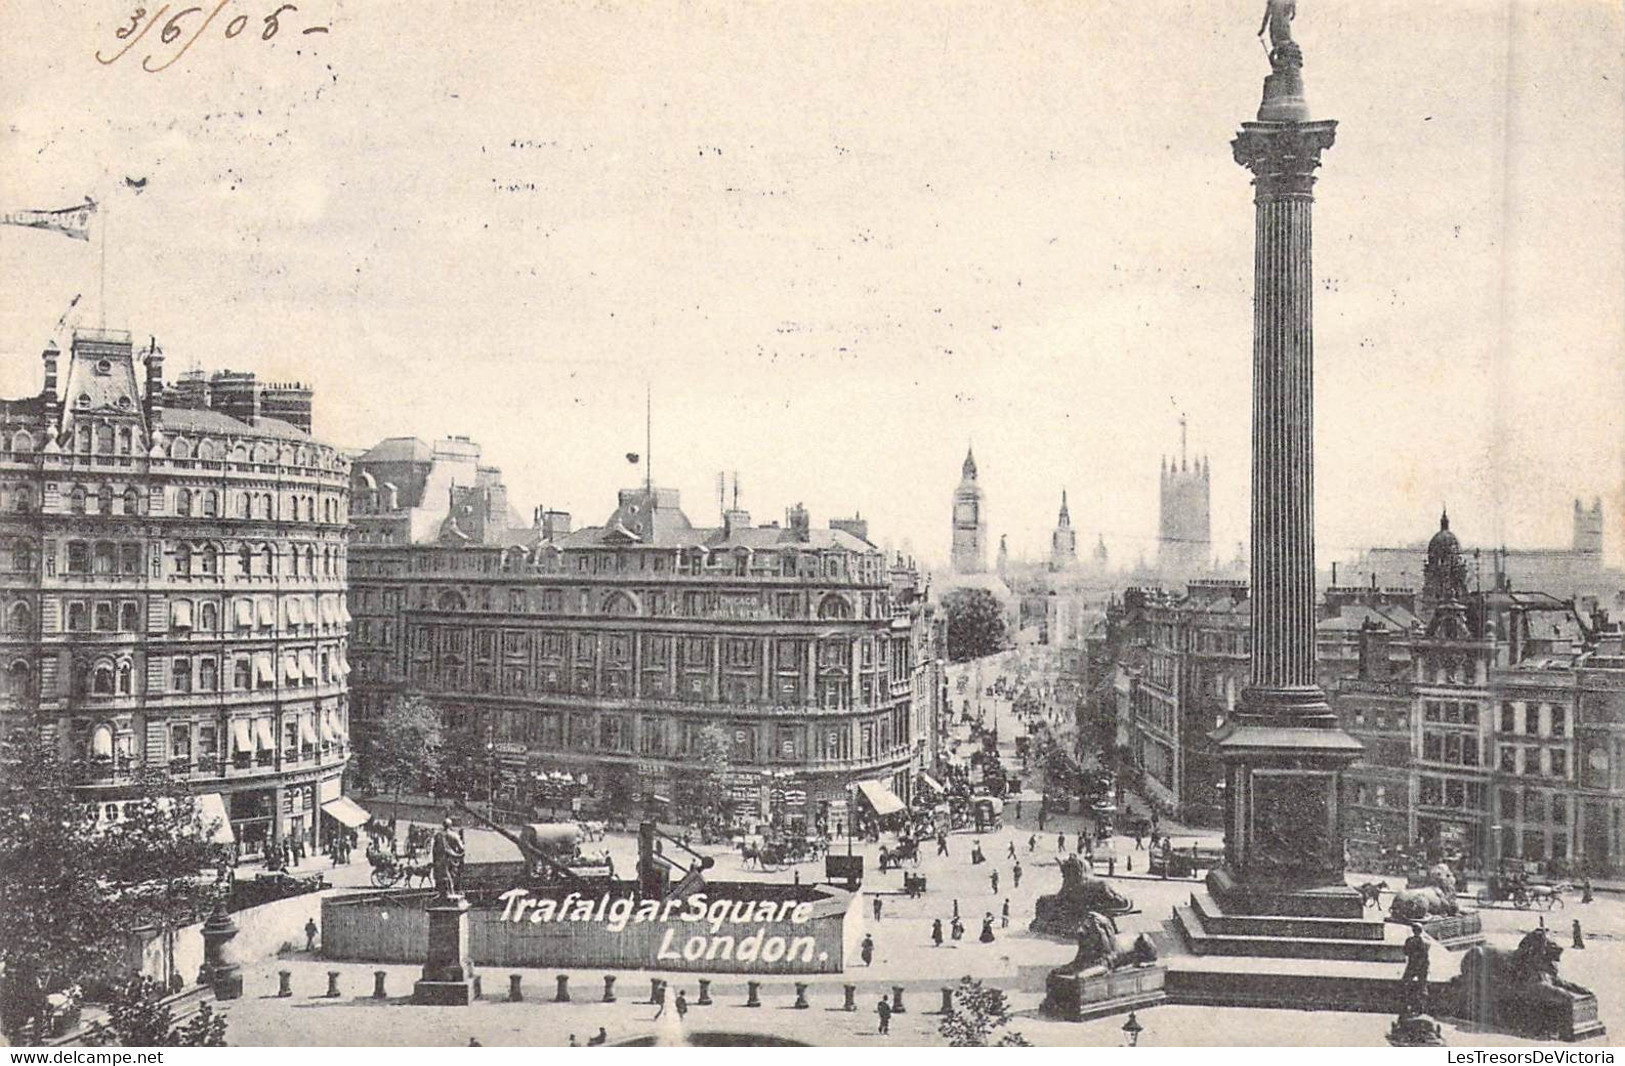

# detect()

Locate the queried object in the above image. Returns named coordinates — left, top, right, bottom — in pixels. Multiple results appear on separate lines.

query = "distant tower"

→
left=1158, top=415, right=1212, bottom=576
left=1050, top=490, right=1078, bottom=571
left=1573, top=497, right=1604, bottom=555
left=951, top=447, right=988, bottom=574
left=1422, top=509, right=1472, bottom=607
left=996, top=534, right=1010, bottom=578
left=1092, top=534, right=1109, bottom=570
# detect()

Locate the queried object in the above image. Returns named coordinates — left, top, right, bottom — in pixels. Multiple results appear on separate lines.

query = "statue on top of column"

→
left=1258, top=0, right=1303, bottom=72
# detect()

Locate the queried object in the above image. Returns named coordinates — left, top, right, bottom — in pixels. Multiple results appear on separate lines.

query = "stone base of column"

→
left=413, top=896, right=476, bottom=1006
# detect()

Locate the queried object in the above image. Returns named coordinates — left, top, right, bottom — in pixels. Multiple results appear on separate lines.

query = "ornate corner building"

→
left=347, top=436, right=945, bottom=827
left=0, top=329, right=354, bottom=856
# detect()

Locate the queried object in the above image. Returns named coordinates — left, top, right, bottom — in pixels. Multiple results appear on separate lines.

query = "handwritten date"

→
left=97, top=3, right=330, bottom=73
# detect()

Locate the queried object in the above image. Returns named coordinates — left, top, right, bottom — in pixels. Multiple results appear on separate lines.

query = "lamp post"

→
left=1121, top=1011, right=1144, bottom=1047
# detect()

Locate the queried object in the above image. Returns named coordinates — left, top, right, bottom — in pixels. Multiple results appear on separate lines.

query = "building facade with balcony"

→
left=0, top=330, right=353, bottom=856
left=348, top=436, right=936, bottom=830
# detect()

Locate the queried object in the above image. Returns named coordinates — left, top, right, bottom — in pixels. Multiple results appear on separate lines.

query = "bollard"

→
left=696, top=978, right=712, bottom=1006
left=603, top=975, right=617, bottom=1003
left=842, top=984, right=856, bottom=1012
left=472, top=975, right=482, bottom=1000
left=508, top=974, right=523, bottom=1002
left=793, top=982, right=809, bottom=1009
left=940, top=987, right=954, bottom=1014
left=555, top=974, right=571, bottom=1003
left=373, top=970, right=387, bottom=1000
left=891, top=986, right=906, bottom=1014
left=745, top=980, right=761, bottom=1008
left=650, top=977, right=664, bottom=1004
left=326, top=971, right=341, bottom=998
left=277, top=970, right=292, bottom=998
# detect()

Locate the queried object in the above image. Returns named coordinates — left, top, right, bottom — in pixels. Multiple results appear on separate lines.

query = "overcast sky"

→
left=2, top=0, right=1621, bottom=569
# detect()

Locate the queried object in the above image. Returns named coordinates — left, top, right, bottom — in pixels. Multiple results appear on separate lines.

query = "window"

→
left=1550, top=749, right=1567, bottom=778
left=122, top=487, right=140, bottom=515
left=120, top=543, right=141, bottom=575
left=170, top=725, right=191, bottom=762
left=175, top=488, right=192, bottom=516
left=199, top=658, right=217, bottom=692
left=116, top=661, right=132, bottom=695
left=70, top=485, right=86, bottom=514
left=1524, top=705, right=1539, bottom=736
left=96, top=485, right=113, bottom=515
left=171, top=657, right=191, bottom=693
left=1551, top=706, right=1566, bottom=738
left=91, top=664, right=114, bottom=695
left=93, top=542, right=115, bottom=575
left=93, top=602, right=114, bottom=631
left=175, top=545, right=191, bottom=576
left=233, top=658, right=251, bottom=690
left=201, top=545, right=218, bottom=575
left=199, top=602, right=218, bottom=630
left=1501, top=702, right=1516, bottom=733
left=67, top=541, right=89, bottom=574
left=67, top=602, right=87, bottom=631
left=119, top=602, right=139, bottom=631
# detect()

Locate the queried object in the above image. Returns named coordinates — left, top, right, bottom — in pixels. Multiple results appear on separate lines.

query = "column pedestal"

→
left=413, top=895, right=476, bottom=1005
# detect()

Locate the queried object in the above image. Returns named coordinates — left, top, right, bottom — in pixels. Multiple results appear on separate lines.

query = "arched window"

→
left=175, top=488, right=192, bottom=516
left=257, top=493, right=272, bottom=520
left=120, top=543, right=141, bottom=575
left=69, top=485, right=87, bottom=514
left=304, top=545, right=316, bottom=575
left=7, top=602, right=32, bottom=633
left=817, top=594, right=853, bottom=620
left=170, top=437, right=191, bottom=460
left=93, top=542, right=116, bottom=574
left=199, top=602, right=219, bottom=631
left=119, top=602, right=139, bottom=631
left=253, top=441, right=274, bottom=463
left=201, top=545, right=219, bottom=575
left=602, top=592, right=637, bottom=616
left=96, top=425, right=114, bottom=454
left=230, top=443, right=248, bottom=463
left=67, top=602, right=87, bottom=631
left=261, top=545, right=275, bottom=575
left=12, top=486, right=31, bottom=513
left=240, top=543, right=254, bottom=575
left=437, top=590, right=466, bottom=611
left=9, top=660, right=32, bottom=698
left=122, top=486, right=140, bottom=515
left=175, top=544, right=192, bottom=576
left=10, top=430, right=32, bottom=455
left=117, top=427, right=133, bottom=454
left=196, top=439, right=218, bottom=461
left=94, top=602, right=114, bottom=631
left=202, top=490, right=219, bottom=517
left=92, top=664, right=115, bottom=695
left=96, top=485, right=113, bottom=514
left=90, top=724, right=114, bottom=761
left=75, top=424, right=91, bottom=454
left=116, top=661, right=132, bottom=695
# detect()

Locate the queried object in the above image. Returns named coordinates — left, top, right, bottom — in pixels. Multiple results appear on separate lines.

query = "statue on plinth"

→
left=1255, top=0, right=1311, bottom=122
left=1258, top=0, right=1301, bottom=70
left=431, top=816, right=465, bottom=900
left=1452, top=925, right=1602, bottom=1040
left=1039, top=911, right=1160, bottom=1020
left=1391, top=864, right=1462, bottom=922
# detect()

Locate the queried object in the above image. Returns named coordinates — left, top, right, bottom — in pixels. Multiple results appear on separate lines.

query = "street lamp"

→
left=1121, top=1011, right=1144, bottom=1047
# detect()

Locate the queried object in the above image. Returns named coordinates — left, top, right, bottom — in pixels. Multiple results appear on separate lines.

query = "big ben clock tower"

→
left=950, top=447, right=988, bottom=575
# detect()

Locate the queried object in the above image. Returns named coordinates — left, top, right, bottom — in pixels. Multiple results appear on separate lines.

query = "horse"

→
left=1355, top=880, right=1390, bottom=909
left=1526, top=883, right=1570, bottom=911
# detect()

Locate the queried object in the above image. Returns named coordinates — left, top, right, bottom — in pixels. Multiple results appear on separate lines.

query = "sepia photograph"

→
left=0, top=0, right=1622, bottom=1052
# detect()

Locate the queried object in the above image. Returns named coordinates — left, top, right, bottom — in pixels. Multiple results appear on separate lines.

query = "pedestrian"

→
left=1027, top=833, right=1036, bottom=853
left=1013, top=861, right=1022, bottom=888
left=1572, top=919, right=1586, bottom=950
left=652, top=981, right=667, bottom=1020
left=980, top=913, right=996, bottom=943
left=675, top=989, right=689, bottom=1019
left=1108, top=855, right=1116, bottom=877
left=952, top=915, right=965, bottom=941
left=1077, top=833, right=1086, bottom=855
left=861, top=933, right=875, bottom=966
left=569, top=1035, right=578, bottom=1047
left=304, top=917, right=317, bottom=952
left=991, top=870, right=999, bottom=894
left=876, top=996, right=892, bottom=1035
left=952, top=897, right=960, bottom=920
left=1007, top=840, right=1017, bottom=861
left=1016, top=799, right=1023, bottom=820
left=874, top=896, right=883, bottom=922
left=1001, top=899, right=1010, bottom=929
left=1134, top=833, right=1144, bottom=851
left=588, top=1027, right=607, bottom=1046
left=1581, top=877, right=1594, bottom=904
left=936, top=832, right=949, bottom=857
left=1400, top=922, right=1429, bottom=992
left=1038, top=810, right=1047, bottom=831
left=1127, top=855, right=1133, bottom=873
left=932, top=918, right=944, bottom=947
left=1056, top=832, right=1065, bottom=852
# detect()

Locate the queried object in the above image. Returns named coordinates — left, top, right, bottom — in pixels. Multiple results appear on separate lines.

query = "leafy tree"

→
left=84, top=976, right=228, bottom=1047
left=0, top=740, right=225, bottom=1041
left=943, top=588, right=1009, bottom=662
left=429, top=723, right=489, bottom=802
left=938, top=976, right=1030, bottom=1047
left=676, top=724, right=732, bottom=831
left=355, top=693, right=442, bottom=817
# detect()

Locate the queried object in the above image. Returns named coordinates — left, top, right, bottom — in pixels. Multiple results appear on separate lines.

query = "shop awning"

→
left=319, top=709, right=336, bottom=743
left=339, top=600, right=352, bottom=624
left=299, top=649, right=317, bottom=681
left=253, top=653, right=274, bottom=686
left=319, top=598, right=334, bottom=625
left=298, top=715, right=318, bottom=747
left=256, top=598, right=275, bottom=626
left=252, top=718, right=276, bottom=752
left=195, top=793, right=235, bottom=845
left=321, top=796, right=371, bottom=829
left=231, top=719, right=253, bottom=755
left=171, top=600, right=193, bottom=629
left=283, top=654, right=302, bottom=683
left=92, top=725, right=114, bottom=758
left=286, top=599, right=303, bottom=626
left=856, top=780, right=906, bottom=817
left=919, top=772, right=946, bottom=795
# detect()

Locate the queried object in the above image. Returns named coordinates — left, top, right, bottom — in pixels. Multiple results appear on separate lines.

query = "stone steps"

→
left=1189, top=892, right=1385, bottom=942
left=1173, top=902, right=1406, bottom=963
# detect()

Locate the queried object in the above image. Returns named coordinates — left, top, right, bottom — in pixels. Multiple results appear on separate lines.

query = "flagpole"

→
left=644, top=384, right=652, bottom=494
left=98, top=189, right=108, bottom=330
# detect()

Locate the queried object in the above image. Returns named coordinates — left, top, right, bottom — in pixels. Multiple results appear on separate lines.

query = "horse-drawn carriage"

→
left=740, top=832, right=824, bottom=872
left=878, top=836, right=921, bottom=872
left=367, top=846, right=432, bottom=888
left=1477, top=874, right=1569, bottom=910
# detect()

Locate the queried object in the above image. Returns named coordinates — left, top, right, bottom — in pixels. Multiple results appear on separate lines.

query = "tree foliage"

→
left=84, top=976, right=228, bottom=1047
left=676, top=724, right=732, bottom=829
left=353, top=693, right=442, bottom=803
left=943, top=588, right=1009, bottom=662
left=0, top=739, right=225, bottom=1041
left=938, top=976, right=1030, bottom=1047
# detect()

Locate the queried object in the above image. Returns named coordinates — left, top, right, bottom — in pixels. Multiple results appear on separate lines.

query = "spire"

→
left=1440, top=506, right=1449, bottom=532
left=962, top=446, right=978, bottom=480
left=1058, top=489, right=1071, bottom=526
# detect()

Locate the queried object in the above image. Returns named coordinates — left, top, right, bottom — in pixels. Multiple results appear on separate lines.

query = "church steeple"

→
left=1050, top=488, right=1078, bottom=571
left=1057, top=489, right=1071, bottom=527
left=962, top=446, right=978, bottom=481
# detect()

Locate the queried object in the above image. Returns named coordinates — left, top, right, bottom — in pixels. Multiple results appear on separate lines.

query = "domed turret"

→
left=1422, top=509, right=1471, bottom=608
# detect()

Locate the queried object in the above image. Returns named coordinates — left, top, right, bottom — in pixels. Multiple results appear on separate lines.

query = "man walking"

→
left=1001, top=898, right=1011, bottom=929
left=990, top=869, right=999, bottom=895
left=1027, top=834, right=1036, bottom=853
left=936, top=832, right=949, bottom=858
left=304, top=917, right=318, bottom=953
left=861, top=933, right=875, bottom=966
left=1400, top=923, right=1429, bottom=991
left=1013, top=861, right=1022, bottom=889
left=932, top=918, right=944, bottom=947
left=1056, top=832, right=1065, bottom=852
left=876, top=996, right=892, bottom=1036
left=873, top=896, right=883, bottom=922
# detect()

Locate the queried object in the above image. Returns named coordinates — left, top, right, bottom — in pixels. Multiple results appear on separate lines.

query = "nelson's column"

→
left=1208, top=0, right=1365, bottom=918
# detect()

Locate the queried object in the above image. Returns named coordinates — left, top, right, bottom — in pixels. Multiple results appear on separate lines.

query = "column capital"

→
left=1233, top=120, right=1338, bottom=200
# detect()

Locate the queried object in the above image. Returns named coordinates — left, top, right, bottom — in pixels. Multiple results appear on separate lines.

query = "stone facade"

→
left=0, top=329, right=352, bottom=857
left=348, top=437, right=945, bottom=826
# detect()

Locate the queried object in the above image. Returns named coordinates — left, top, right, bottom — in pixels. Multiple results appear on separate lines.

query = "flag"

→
left=0, top=198, right=97, bottom=241
left=626, top=452, right=641, bottom=464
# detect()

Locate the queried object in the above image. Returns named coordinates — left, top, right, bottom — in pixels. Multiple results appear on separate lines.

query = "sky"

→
left=2, top=0, right=1621, bottom=570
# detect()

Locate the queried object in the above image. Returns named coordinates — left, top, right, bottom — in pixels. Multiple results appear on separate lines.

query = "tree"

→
left=354, top=694, right=442, bottom=818
left=943, top=588, right=1009, bottom=662
left=84, top=976, right=228, bottom=1047
left=677, top=724, right=732, bottom=831
left=0, top=739, right=225, bottom=1041
left=938, top=976, right=1030, bottom=1047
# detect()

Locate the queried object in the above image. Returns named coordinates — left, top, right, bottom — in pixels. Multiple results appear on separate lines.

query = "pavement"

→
left=216, top=652, right=1624, bottom=1046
